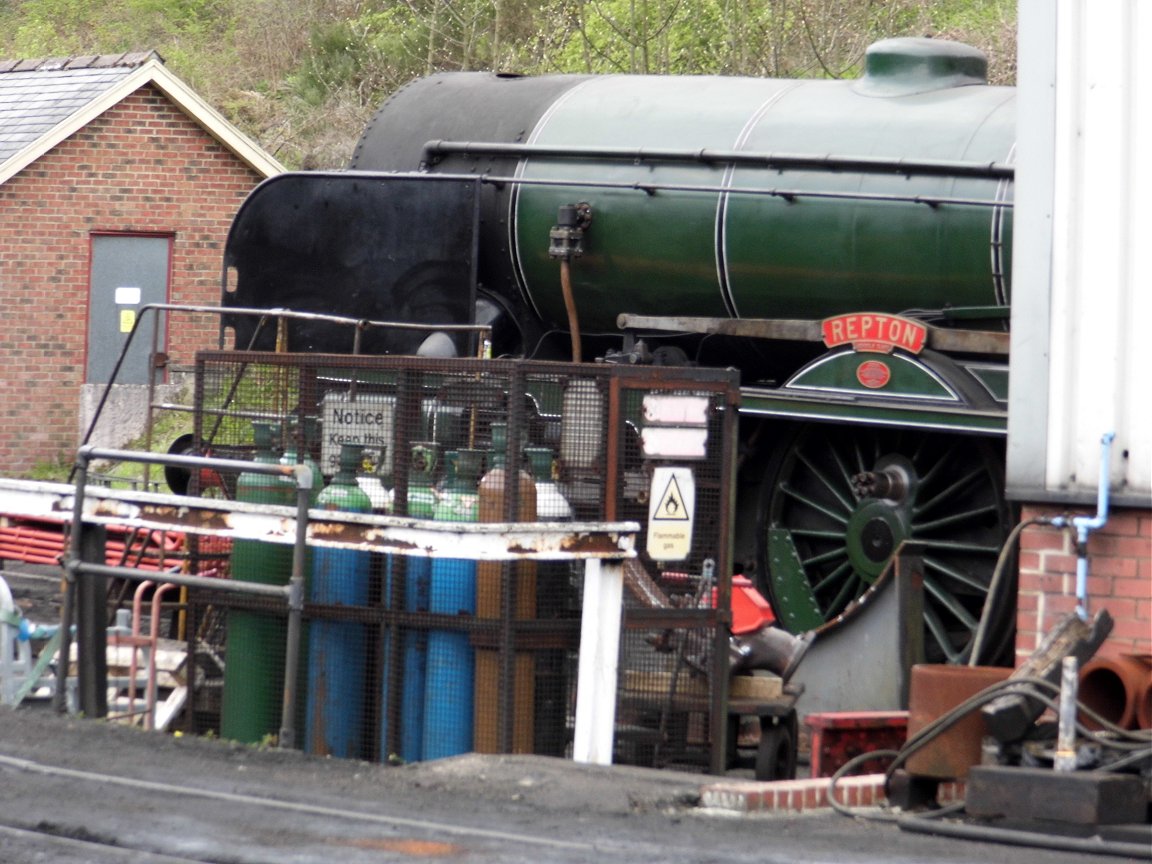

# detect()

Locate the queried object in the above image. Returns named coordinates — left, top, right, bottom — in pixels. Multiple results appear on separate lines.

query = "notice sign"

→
left=640, top=394, right=709, bottom=460
left=646, top=467, right=695, bottom=561
left=320, top=392, right=395, bottom=475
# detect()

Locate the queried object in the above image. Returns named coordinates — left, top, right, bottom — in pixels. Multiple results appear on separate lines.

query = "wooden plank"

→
left=623, top=671, right=781, bottom=701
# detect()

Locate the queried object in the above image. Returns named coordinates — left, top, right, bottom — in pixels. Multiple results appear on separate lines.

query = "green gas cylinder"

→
left=221, top=422, right=295, bottom=744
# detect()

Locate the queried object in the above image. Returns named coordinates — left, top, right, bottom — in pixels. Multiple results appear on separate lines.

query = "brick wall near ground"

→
left=1016, top=505, right=1152, bottom=663
left=0, top=84, right=263, bottom=474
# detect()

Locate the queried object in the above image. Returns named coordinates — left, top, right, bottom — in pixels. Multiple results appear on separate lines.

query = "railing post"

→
left=75, top=524, right=109, bottom=718
left=572, top=558, right=624, bottom=765
left=56, top=449, right=91, bottom=714
left=278, top=464, right=314, bottom=750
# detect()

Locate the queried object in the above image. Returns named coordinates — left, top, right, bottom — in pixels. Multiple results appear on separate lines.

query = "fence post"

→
left=572, top=558, right=624, bottom=765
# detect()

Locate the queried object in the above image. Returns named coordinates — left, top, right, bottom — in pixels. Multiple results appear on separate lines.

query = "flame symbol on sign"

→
left=653, top=475, right=689, bottom=521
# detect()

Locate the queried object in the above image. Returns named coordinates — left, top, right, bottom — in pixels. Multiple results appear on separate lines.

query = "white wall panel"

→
left=1010, top=0, right=1151, bottom=504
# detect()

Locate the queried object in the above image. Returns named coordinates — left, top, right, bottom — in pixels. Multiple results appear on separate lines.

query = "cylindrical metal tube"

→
left=1054, top=655, right=1079, bottom=772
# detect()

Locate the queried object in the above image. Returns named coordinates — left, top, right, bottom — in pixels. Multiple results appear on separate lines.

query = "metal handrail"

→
left=50, top=445, right=637, bottom=763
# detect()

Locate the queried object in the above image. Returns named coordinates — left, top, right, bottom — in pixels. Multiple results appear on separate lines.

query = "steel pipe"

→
left=423, top=140, right=1016, bottom=180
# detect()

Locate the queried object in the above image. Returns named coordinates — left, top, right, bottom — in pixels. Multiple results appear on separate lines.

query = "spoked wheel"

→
left=755, top=424, right=1016, bottom=665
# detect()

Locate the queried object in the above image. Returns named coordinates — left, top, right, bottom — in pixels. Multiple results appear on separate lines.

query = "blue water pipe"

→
left=1047, top=432, right=1115, bottom=620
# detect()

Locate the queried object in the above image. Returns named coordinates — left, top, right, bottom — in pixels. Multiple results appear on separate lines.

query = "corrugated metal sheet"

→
left=0, top=53, right=156, bottom=165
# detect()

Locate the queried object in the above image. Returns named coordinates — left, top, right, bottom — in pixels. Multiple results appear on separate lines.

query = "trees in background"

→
left=0, top=0, right=1016, bottom=167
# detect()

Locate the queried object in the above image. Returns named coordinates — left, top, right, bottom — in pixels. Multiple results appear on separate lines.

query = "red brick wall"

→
left=1016, top=504, right=1152, bottom=663
left=0, top=84, right=265, bottom=474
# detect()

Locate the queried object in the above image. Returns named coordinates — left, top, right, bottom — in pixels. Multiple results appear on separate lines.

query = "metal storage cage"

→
left=182, top=351, right=739, bottom=771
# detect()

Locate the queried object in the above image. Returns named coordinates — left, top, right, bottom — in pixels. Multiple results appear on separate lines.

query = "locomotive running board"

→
left=617, top=313, right=1010, bottom=356
left=738, top=388, right=1007, bottom=435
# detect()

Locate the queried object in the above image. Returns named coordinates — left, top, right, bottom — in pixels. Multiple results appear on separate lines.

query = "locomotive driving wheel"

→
left=755, top=424, right=1015, bottom=665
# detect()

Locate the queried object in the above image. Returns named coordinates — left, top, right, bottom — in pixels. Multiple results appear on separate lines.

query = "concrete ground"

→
left=3, top=697, right=1146, bottom=863
left=1, top=564, right=1147, bottom=863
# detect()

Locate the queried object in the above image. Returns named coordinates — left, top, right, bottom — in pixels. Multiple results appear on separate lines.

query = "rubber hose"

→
left=898, top=812, right=1152, bottom=860
left=968, top=517, right=1048, bottom=667
left=559, top=259, right=581, bottom=363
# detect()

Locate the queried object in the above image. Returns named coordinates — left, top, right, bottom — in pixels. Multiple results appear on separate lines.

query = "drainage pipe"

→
left=1048, top=432, right=1115, bottom=620
left=1079, top=654, right=1152, bottom=731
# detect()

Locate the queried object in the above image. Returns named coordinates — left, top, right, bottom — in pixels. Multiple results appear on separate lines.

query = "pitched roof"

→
left=0, top=51, right=283, bottom=184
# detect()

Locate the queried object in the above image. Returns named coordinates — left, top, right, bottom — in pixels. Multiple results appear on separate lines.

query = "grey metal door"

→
left=87, top=235, right=170, bottom=384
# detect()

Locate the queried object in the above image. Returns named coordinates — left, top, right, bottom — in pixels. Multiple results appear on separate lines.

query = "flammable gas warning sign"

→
left=646, top=466, right=695, bottom=561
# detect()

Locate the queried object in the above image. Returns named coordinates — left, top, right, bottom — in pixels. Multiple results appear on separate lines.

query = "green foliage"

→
left=555, top=0, right=731, bottom=74
left=21, top=452, right=73, bottom=483
left=0, top=0, right=1018, bottom=167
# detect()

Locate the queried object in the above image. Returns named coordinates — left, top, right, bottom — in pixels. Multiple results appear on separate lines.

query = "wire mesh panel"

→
left=185, top=351, right=737, bottom=769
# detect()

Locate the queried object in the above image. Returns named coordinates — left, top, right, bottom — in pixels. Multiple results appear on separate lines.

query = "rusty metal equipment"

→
left=806, top=711, right=909, bottom=779
left=905, top=664, right=1012, bottom=779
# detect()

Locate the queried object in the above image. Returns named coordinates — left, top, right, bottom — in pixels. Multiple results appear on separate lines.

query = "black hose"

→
left=824, top=674, right=1152, bottom=863
left=826, top=675, right=1151, bottom=818
left=897, top=813, right=1152, bottom=860
left=826, top=748, right=901, bottom=821
left=890, top=676, right=1152, bottom=780
left=968, top=517, right=1050, bottom=666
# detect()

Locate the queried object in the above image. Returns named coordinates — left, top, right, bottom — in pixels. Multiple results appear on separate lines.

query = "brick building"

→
left=1016, top=508, right=1151, bottom=661
left=0, top=53, right=282, bottom=475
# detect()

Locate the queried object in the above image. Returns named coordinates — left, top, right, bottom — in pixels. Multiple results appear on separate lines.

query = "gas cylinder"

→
left=306, top=444, right=372, bottom=758
left=525, top=446, right=572, bottom=756
left=221, top=422, right=295, bottom=744
left=525, top=447, right=572, bottom=521
left=392, top=443, right=437, bottom=762
left=279, top=418, right=322, bottom=503
left=474, top=424, right=537, bottom=753
left=356, top=446, right=392, bottom=513
left=422, top=449, right=481, bottom=760
left=405, top=443, right=438, bottom=519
